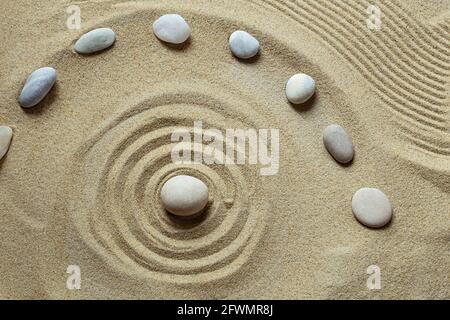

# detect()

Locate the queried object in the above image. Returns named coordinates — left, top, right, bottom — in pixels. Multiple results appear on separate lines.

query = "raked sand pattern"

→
left=0, top=0, right=449, bottom=299
left=68, top=85, right=274, bottom=285
left=255, top=0, right=450, bottom=159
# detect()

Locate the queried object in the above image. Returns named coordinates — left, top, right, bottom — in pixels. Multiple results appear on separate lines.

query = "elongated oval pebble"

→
left=229, top=30, right=260, bottom=59
left=153, top=14, right=190, bottom=44
left=160, top=175, right=209, bottom=216
left=0, top=126, right=13, bottom=160
left=323, top=124, right=354, bottom=164
left=285, top=73, right=315, bottom=104
left=74, top=28, right=116, bottom=54
left=352, top=188, right=392, bottom=228
left=19, top=67, right=57, bottom=108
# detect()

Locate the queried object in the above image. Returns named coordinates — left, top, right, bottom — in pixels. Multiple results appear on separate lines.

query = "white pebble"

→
left=0, top=126, right=13, bottom=160
left=153, top=14, right=190, bottom=44
left=323, top=124, right=354, bottom=164
left=352, top=188, right=392, bottom=228
left=285, top=73, right=315, bottom=104
left=229, top=30, right=260, bottom=59
left=74, top=28, right=116, bottom=54
left=19, top=67, right=57, bottom=108
left=160, top=175, right=209, bottom=216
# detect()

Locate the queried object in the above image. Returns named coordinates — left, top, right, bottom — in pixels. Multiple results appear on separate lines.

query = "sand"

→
left=0, top=0, right=449, bottom=299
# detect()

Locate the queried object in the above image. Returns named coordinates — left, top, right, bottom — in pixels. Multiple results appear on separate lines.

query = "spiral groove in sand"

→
left=69, top=89, right=271, bottom=284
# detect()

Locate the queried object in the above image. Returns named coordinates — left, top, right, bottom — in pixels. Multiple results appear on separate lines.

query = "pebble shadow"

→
left=326, top=153, right=354, bottom=168
left=0, top=155, right=7, bottom=170
left=164, top=200, right=212, bottom=230
left=290, top=92, right=317, bottom=113
left=157, top=37, right=192, bottom=51
left=0, top=134, right=13, bottom=171
left=21, top=83, right=59, bottom=116
left=338, top=156, right=354, bottom=168
left=72, top=42, right=116, bottom=57
left=230, top=51, right=261, bottom=64
left=367, top=213, right=394, bottom=230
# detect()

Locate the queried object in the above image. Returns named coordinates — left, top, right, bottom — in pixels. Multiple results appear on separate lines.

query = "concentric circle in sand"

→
left=69, top=87, right=273, bottom=284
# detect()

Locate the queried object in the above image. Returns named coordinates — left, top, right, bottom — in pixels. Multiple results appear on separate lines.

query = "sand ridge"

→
left=0, top=0, right=448, bottom=299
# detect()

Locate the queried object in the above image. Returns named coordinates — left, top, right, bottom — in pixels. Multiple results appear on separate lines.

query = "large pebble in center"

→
left=160, top=175, right=209, bottom=216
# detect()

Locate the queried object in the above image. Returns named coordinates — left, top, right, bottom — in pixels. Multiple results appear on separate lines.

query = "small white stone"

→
left=153, top=14, right=190, bottom=44
left=19, top=67, right=57, bottom=108
left=285, top=73, right=315, bottom=104
left=229, top=30, right=260, bottom=59
left=323, top=124, right=354, bottom=164
left=160, top=175, right=209, bottom=216
left=352, top=188, right=392, bottom=228
left=0, top=126, right=13, bottom=160
left=74, top=28, right=116, bottom=54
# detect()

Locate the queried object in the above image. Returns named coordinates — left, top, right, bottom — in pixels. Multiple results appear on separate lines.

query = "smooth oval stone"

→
left=323, top=124, right=354, bottom=164
left=19, top=67, right=57, bottom=108
left=352, top=188, right=392, bottom=228
left=229, top=30, right=260, bottom=59
left=74, top=28, right=116, bottom=54
left=160, top=175, right=209, bottom=216
left=153, top=14, right=190, bottom=44
left=285, top=73, right=315, bottom=104
left=0, top=126, right=13, bottom=160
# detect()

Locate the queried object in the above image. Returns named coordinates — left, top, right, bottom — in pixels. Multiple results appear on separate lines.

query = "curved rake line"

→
left=309, top=0, right=447, bottom=104
left=256, top=0, right=447, bottom=126
left=251, top=0, right=448, bottom=155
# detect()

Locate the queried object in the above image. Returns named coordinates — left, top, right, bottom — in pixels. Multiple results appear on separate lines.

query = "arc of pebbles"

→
left=10, top=13, right=392, bottom=228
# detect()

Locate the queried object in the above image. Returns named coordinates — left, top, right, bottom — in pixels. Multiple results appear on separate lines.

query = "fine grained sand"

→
left=0, top=0, right=449, bottom=299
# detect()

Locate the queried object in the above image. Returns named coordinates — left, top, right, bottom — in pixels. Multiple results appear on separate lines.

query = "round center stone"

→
left=160, top=175, right=209, bottom=217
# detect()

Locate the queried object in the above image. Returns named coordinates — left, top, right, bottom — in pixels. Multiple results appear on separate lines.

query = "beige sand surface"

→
left=0, top=0, right=449, bottom=299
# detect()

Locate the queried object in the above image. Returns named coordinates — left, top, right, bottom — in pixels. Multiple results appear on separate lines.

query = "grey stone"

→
left=285, top=73, right=315, bottom=104
left=323, top=124, right=354, bottom=164
left=19, top=67, right=57, bottom=108
left=153, top=14, right=190, bottom=44
left=229, top=30, right=260, bottom=59
left=74, top=28, right=116, bottom=54
left=352, top=188, right=392, bottom=228
left=0, top=126, right=12, bottom=160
